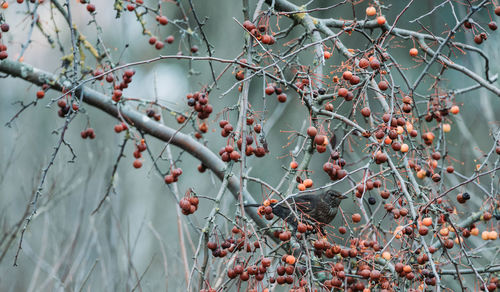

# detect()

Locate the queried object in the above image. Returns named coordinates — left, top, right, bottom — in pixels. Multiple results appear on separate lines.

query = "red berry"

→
left=93, top=69, right=104, bottom=80
left=155, top=41, right=164, bottom=50
left=36, top=90, right=45, bottom=99
left=360, top=107, right=371, bottom=117
left=57, top=99, right=67, bottom=108
left=488, top=21, right=497, bottom=31
left=369, top=58, right=380, bottom=70
left=277, top=93, right=287, bottom=103
left=307, top=126, right=317, bottom=137
left=342, top=70, right=352, bottom=80
left=474, top=34, right=483, bottom=44
left=86, top=4, right=95, bottom=12
left=265, top=86, right=275, bottom=95
left=358, top=58, right=369, bottom=68
left=114, top=124, right=123, bottom=133
left=133, top=159, right=142, bottom=169
left=337, top=88, right=348, bottom=97
left=378, top=80, right=388, bottom=91
left=158, top=16, right=168, bottom=25
left=164, top=174, right=174, bottom=184
left=1, top=23, right=9, bottom=32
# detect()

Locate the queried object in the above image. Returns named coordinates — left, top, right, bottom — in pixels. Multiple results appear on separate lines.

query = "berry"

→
left=409, top=48, right=418, bottom=57
left=369, top=58, right=380, bottom=70
left=307, top=126, right=317, bottom=137
left=360, top=107, right=371, bottom=117
left=158, top=16, right=168, bottom=25
left=377, top=16, right=386, bottom=25
left=366, top=6, right=376, bottom=17
left=265, top=86, right=275, bottom=95
left=342, top=71, right=352, bottom=80
left=155, top=41, right=164, bottom=50
left=133, top=159, right=142, bottom=168
left=86, top=4, right=95, bottom=12
left=36, top=90, right=45, bottom=99
left=358, top=58, right=369, bottom=68
left=488, top=21, right=497, bottom=30
left=474, top=34, right=483, bottom=44
left=378, top=80, right=388, bottom=91
left=1, top=23, right=9, bottom=32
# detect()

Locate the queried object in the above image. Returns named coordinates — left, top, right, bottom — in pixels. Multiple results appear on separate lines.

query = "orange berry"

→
left=285, top=255, right=296, bottom=265
left=366, top=6, right=376, bottom=17
left=384, top=137, right=392, bottom=145
left=443, top=123, right=451, bottom=132
left=417, top=169, right=426, bottom=179
left=406, top=122, right=414, bottom=132
left=394, top=226, right=404, bottom=239
left=382, top=251, right=391, bottom=260
left=403, top=265, right=412, bottom=273
left=409, top=48, right=418, bottom=57
left=471, top=227, right=479, bottom=236
left=482, top=231, right=490, bottom=240
left=324, top=51, right=331, bottom=59
left=440, top=227, right=449, bottom=236
left=1, top=2, right=8, bottom=9
left=488, top=231, right=498, bottom=240
left=450, top=105, right=459, bottom=114
left=36, top=90, right=45, bottom=99
left=396, top=126, right=404, bottom=135
left=422, top=217, right=432, bottom=226
left=377, top=16, right=386, bottom=25
left=401, top=143, right=409, bottom=153
left=303, top=178, right=313, bottom=188
left=298, top=184, right=306, bottom=191
left=290, top=161, right=298, bottom=169
left=352, top=213, right=362, bottom=223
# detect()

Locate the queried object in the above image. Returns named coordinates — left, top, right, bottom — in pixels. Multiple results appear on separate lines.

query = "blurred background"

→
left=0, top=0, right=499, bottom=291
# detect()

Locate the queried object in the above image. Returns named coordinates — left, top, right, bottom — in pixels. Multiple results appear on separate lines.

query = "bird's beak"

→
left=339, top=194, right=348, bottom=200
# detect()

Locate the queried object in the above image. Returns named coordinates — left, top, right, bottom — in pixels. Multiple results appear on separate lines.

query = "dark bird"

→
left=247, top=189, right=347, bottom=232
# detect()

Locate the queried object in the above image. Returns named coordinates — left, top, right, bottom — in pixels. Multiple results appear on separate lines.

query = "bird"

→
left=247, top=189, right=347, bottom=232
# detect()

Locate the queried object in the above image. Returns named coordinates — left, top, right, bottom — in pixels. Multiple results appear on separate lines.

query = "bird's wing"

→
left=285, top=194, right=318, bottom=213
